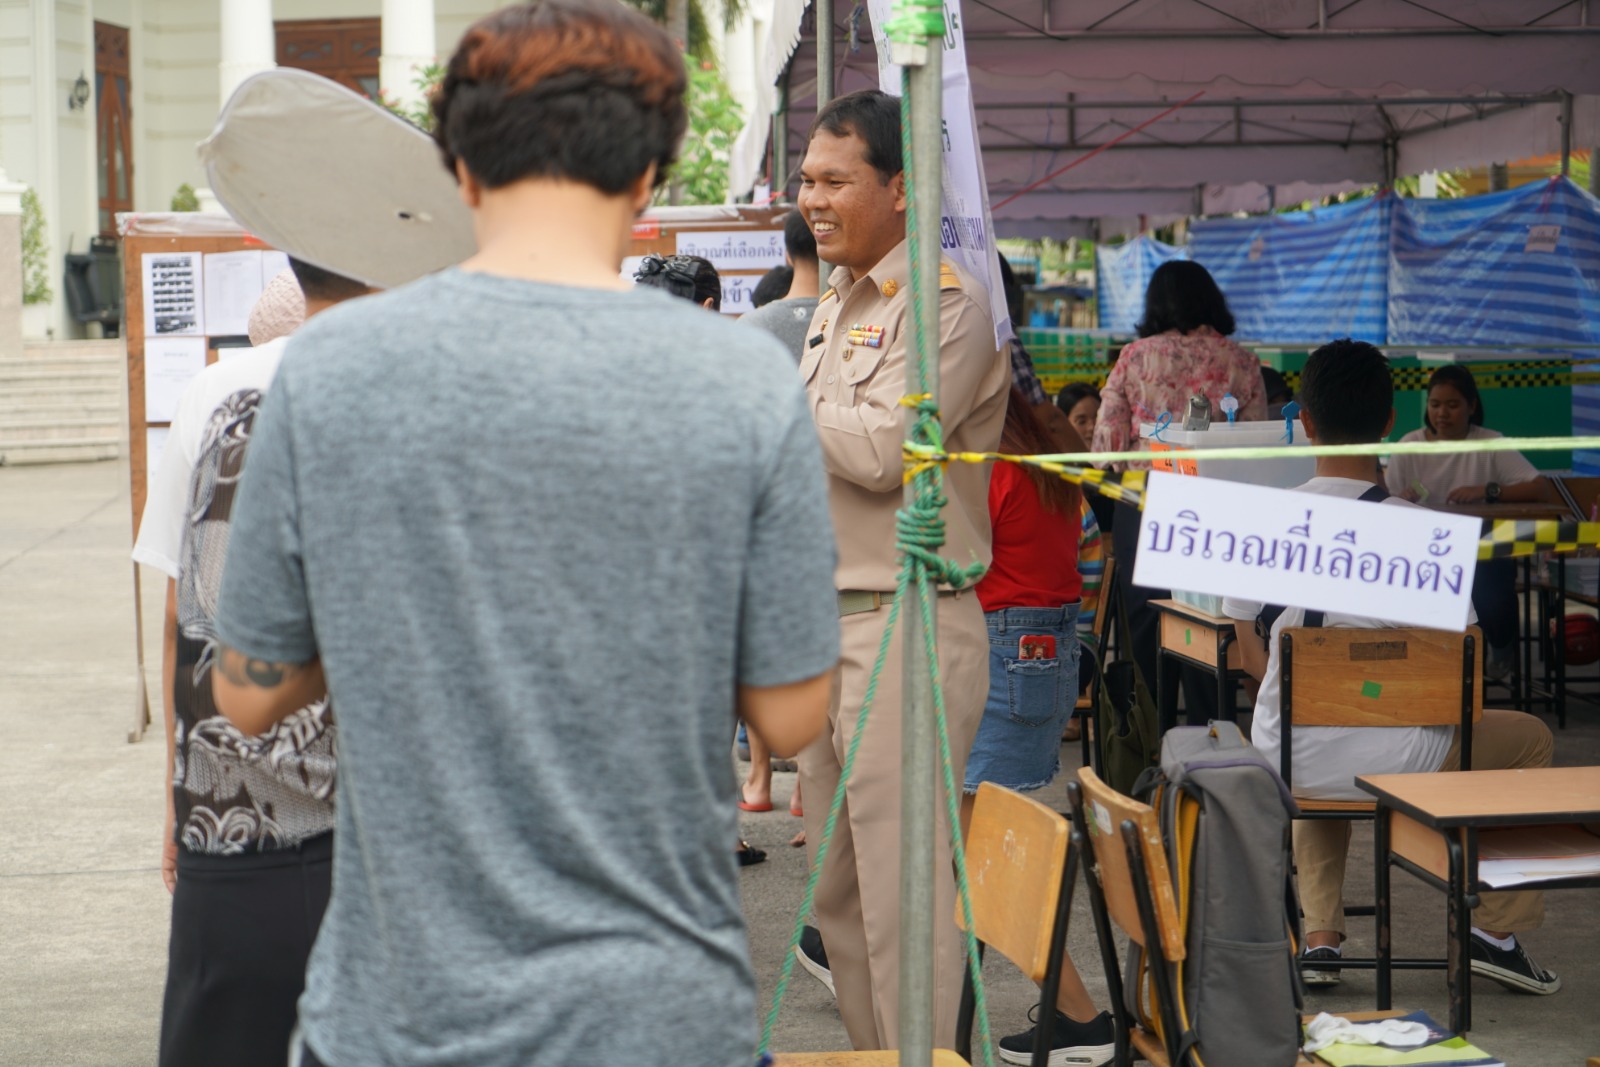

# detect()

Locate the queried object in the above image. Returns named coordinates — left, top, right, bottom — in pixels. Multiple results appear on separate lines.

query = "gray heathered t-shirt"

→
left=213, top=268, right=840, bottom=1067
left=738, top=296, right=819, bottom=362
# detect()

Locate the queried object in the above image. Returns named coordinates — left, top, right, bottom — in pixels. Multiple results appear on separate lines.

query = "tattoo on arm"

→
left=219, top=648, right=293, bottom=689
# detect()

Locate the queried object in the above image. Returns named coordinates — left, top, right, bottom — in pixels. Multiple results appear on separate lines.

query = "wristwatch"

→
left=1485, top=481, right=1503, bottom=503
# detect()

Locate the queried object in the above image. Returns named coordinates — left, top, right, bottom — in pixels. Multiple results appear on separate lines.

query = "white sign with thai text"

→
left=1133, top=471, right=1481, bottom=630
left=719, top=274, right=761, bottom=315
left=866, top=0, right=1011, bottom=349
left=675, top=230, right=786, bottom=271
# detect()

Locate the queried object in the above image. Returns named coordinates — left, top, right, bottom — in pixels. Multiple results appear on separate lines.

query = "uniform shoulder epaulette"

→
left=938, top=263, right=961, bottom=291
left=821, top=286, right=838, bottom=303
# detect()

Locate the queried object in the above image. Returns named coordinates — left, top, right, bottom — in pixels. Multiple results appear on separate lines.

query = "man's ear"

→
left=631, top=162, right=660, bottom=216
left=1298, top=407, right=1316, bottom=441
left=455, top=161, right=482, bottom=208
left=892, top=171, right=907, bottom=214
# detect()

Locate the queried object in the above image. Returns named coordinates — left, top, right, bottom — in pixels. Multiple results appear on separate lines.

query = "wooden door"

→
left=276, top=18, right=383, bottom=100
left=95, top=21, right=134, bottom=237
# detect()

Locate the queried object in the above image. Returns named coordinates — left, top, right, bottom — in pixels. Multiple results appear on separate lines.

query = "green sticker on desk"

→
left=1361, top=680, right=1383, bottom=699
left=1185, top=628, right=1192, bottom=646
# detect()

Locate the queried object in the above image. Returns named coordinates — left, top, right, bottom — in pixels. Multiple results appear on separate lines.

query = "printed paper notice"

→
left=675, top=230, right=786, bottom=271
left=1133, top=471, right=1481, bottom=630
left=142, top=251, right=204, bottom=336
left=143, top=336, right=207, bottom=423
left=203, top=250, right=266, bottom=336
left=1525, top=224, right=1561, bottom=253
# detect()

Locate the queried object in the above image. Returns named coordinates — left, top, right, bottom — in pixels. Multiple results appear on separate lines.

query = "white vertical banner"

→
left=865, top=0, right=1012, bottom=349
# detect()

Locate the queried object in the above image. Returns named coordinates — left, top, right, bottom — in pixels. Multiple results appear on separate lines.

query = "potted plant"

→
left=20, top=187, right=52, bottom=340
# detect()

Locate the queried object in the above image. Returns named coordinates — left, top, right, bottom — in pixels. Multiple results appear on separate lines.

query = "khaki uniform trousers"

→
left=798, top=593, right=988, bottom=1051
left=1295, top=707, right=1554, bottom=937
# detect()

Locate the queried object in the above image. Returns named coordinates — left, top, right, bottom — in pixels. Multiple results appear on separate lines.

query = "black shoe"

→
left=795, top=925, right=834, bottom=996
left=1470, top=932, right=1561, bottom=995
left=997, top=1007, right=1115, bottom=1067
left=1299, top=945, right=1343, bottom=988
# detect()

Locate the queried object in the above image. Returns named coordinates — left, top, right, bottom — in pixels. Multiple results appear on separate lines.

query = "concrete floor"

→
left=2, top=459, right=1597, bottom=1065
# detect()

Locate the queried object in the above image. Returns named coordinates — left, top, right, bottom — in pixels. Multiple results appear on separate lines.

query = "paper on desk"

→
left=143, top=336, right=207, bottom=423
left=1313, top=1036, right=1500, bottom=1067
left=1477, top=824, right=1600, bottom=888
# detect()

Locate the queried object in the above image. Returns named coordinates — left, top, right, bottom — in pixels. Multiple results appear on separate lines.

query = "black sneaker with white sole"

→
left=997, top=1007, right=1115, bottom=1067
left=1469, top=933, right=1561, bottom=995
left=1299, top=945, right=1343, bottom=988
left=794, top=925, right=834, bottom=996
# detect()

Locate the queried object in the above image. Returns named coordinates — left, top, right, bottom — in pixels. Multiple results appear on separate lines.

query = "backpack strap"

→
left=1255, top=483, right=1389, bottom=642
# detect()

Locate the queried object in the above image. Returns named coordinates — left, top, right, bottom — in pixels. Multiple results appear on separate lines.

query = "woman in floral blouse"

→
left=1093, top=259, right=1266, bottom=720
left=1092, top=260, right=1267, bottom=466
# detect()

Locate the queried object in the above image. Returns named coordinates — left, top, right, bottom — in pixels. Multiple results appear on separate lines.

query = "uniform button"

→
left=843, top=349, right=853, bottom=361
left=826, top=374, right=836, bottom=384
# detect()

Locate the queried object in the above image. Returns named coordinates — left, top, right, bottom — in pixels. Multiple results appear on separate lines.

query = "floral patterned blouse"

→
left=1091, top=326, right=1268, bottom=469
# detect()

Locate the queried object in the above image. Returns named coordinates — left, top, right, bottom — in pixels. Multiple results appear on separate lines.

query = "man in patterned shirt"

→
left=133, top=259, right=371, bottom=1067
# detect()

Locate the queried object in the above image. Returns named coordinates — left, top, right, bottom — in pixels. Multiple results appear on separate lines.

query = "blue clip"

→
left=1219, top=392, right=1240, bottom=425
left=1281, top=400, right=1302, bottom=443
left=1150, top=411, right=1173, bottom=442
left=756, top=1055, right=775, bottom=1067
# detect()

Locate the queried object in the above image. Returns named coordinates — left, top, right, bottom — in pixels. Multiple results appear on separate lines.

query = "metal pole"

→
left=815, top=0, right=835, bottom=276
left=899, top=33, right=944, bottom=1067
left=1560, top=91, right=1573, bottom=177
left=774, top=66, right=791, bottom=198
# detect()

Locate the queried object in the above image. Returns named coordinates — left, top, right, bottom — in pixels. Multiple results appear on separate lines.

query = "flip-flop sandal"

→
left=736, top=841, right=767, bottom=866
left=738, top=792, right=774, bottom=813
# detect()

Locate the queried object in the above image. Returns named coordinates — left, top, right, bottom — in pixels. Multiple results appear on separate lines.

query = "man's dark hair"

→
left=1423, top=364, right=1485, bottom=432
left=288, top=257, right=370, bottom=303
left=1136, top=260, right=1236, bottom=338
left=783, top=211, right=817, bottom=264
left=807, top=89, right=901, bottom=184
left=751, top=265, right=793, bottom=308
left=1300, top=338, right=1393, bottom=444
left=634, top=254, right=720, bottom=310
left=997, top=255, right=1024, bottom=328
left=431, top=0, right=687, bottom=193
left=1055, top=382, right=1100, bottom=415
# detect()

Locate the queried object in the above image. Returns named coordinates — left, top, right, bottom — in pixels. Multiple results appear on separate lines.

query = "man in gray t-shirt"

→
left=208, top=5, right=839, bottom=1066
left=739, top=210, right=821, bottom=361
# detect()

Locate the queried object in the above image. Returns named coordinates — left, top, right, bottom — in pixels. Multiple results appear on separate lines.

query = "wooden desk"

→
left=1149, top=598, right=1245, bottom=735
left=1357, top=767, right=1600, bottom=1035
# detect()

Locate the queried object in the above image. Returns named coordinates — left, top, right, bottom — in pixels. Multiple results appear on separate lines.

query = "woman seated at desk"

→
left=1386, top=365, right=1545, bottom=679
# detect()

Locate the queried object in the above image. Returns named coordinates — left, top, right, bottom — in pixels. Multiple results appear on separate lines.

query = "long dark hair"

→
left=1423, top=365, right=1485, bottom=433
left=1000, top=387, right=1080, bottom=516
left=1136, top=260, right=1236, bottom=339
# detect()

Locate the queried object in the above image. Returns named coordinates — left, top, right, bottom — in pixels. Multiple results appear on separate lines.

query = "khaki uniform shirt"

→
left=802, top=238, right=1010, bottom=591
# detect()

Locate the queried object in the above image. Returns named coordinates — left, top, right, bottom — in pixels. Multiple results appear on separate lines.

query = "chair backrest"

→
left=1279, top=624, right=1483, bottom=728
left=1073, top=766, right=1185, bottom=962
left=1092, top=555, right=1116, bottom=652
left=961, top=782, right=1071, bottom=985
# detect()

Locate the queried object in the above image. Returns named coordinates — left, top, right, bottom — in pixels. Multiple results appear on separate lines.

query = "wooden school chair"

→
left=1278, top=624, right=1482, bottom=980
left=1077, top=555, right=1116, bottom=772
left=775, top=784, right=1079, bottom=1067
left=1066, top=767, right=1189, bottom=1067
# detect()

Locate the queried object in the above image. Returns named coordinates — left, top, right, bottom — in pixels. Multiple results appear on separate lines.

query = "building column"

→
left=381, top=0, right=436, bottom=113
left=220, top=0, right=275, bottom=109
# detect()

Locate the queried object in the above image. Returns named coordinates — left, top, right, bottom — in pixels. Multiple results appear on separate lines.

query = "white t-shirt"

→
left=1385, top=425, right=1539, bottom=504
left=1221, top=476, right=1463, bottom=800
left=132, top=338, right=288, bottom=578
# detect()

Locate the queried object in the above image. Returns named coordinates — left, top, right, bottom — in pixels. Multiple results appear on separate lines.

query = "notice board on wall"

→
left=624, top=203, right=790, bottom=315
left=118, top=211, right=283, bottom=741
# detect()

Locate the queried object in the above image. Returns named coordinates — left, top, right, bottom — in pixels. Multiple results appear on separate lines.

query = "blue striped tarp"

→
left=1094, top=235, right=1186, bottom=334
left=1189, top=196, right=1392, bottom=344
left=1389, top=178, right=1600, bottom=348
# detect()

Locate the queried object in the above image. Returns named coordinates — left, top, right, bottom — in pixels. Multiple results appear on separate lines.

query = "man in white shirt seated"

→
left=1221, top=339, right=1559, bottom=998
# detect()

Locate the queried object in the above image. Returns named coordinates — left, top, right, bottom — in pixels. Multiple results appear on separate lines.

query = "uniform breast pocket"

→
left=841, top=329, right=893, bottom=389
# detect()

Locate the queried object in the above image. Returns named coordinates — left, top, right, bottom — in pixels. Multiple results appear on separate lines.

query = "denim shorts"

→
left=963, top=604, right=1081, bottom=794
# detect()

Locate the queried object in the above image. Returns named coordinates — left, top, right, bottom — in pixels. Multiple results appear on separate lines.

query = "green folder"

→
left=1315, top=1036, right=1501, bottom=1067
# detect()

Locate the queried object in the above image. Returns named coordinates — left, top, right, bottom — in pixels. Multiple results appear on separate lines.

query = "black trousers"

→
left=159, top=832, right=333, bottom=1067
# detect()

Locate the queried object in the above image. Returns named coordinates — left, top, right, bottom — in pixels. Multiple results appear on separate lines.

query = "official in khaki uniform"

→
left=794, top=88, right=1009, bottom=1052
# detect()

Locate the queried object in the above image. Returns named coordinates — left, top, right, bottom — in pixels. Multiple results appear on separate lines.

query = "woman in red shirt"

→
left=966, top=388, right=1102, bottom=803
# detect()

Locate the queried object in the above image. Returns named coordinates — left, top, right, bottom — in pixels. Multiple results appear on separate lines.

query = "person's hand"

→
left=162, top=801, right=177, bottom=893
left=1447, top=484, right=1485, bottom=504
left=1399, top=486, right=1421, bottom=503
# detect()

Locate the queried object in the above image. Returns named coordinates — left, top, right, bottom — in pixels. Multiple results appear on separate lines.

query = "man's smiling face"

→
left=796, top=128, right=906, bottom=277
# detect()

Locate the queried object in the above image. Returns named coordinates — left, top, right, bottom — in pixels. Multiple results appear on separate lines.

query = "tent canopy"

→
left=745, top=0, right=1600, bottom=234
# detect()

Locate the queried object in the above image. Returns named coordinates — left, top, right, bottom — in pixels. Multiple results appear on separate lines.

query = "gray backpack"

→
left=1133, top=721, right=1304, bottom=1067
